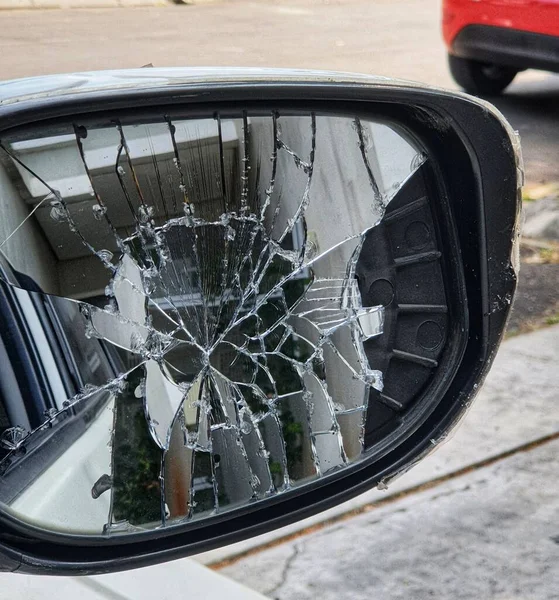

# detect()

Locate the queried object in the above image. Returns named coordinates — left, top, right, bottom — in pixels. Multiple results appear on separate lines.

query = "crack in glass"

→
left=0, top=112, right=424, bottom=533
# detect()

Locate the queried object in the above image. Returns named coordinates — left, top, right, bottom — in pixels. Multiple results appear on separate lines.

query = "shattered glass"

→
left=0, top=111, right=424, bottom=534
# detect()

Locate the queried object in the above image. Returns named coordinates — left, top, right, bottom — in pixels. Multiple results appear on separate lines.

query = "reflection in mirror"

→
left=0, top=111, right=427, bottom=534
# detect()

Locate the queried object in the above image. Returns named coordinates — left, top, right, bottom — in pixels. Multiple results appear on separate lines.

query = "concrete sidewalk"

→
left=221, top=438, right=559, bottom=599
left=215, top=324, right=559, bottom=597
left=196, top=323, right=559, bottom=565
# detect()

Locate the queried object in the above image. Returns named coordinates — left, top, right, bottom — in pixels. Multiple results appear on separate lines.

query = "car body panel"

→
left=443, top=0, right=559, bottom=47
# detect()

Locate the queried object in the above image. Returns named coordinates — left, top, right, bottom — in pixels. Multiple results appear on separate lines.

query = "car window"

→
left=45, top=294, right=115, bottom=391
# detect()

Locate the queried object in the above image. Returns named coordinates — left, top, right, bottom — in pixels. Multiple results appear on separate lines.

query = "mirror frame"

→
left=0, top=69, right=521, bottom=574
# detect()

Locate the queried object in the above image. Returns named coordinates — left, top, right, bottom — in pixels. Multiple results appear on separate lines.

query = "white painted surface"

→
left=10, top=402, right=114, bottom=533
left=0, top=557, right=269, bottom=599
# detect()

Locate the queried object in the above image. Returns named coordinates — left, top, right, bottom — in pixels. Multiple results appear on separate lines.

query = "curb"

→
left=0, top=0, right=185, bottom=8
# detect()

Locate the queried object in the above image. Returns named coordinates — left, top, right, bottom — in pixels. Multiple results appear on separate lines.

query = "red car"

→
left=443, top=0, right=559, bottom=94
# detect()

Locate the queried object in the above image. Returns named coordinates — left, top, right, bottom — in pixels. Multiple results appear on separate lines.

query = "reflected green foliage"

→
left=112, top=370, right=162, bottom=526
left=280, top=407, right=304, bottom=473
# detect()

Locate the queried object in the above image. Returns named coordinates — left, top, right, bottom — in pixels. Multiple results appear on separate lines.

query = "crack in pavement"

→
left=211, top=429, right=559, bottom=570
left=265, top=541, right=305, bottom=599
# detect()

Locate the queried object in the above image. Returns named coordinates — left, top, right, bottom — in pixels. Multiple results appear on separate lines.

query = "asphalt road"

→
left=0, top=0, right=558, bottom=185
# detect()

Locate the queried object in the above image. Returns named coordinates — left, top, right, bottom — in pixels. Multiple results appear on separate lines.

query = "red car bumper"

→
left=443, top=0, right=559, bottom=71
left=443, top=0, right=559, bottom=47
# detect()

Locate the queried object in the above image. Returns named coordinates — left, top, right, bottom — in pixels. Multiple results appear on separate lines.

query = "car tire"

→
left=448, top=54, right=518, bottom=96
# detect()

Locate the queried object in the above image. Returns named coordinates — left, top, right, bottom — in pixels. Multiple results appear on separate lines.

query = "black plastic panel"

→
left=453, top=24, right=559, bottom=72
left=358, top=163, right=452, bottom=446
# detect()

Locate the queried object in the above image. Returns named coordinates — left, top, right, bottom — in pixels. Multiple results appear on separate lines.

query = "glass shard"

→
left=0, top=111, right=424, bottom=534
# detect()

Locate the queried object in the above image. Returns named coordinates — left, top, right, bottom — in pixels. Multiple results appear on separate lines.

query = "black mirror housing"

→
left=0, top=68, right=521, bottom=575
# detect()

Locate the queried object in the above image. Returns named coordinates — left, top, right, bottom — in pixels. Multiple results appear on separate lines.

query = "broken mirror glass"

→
left=0, top=111, right=428, bottom=535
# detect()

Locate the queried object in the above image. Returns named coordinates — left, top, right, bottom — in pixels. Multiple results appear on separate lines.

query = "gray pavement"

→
left=221, top=437, right=559, bottom=599
left=218, top=325, right=559, bottom=598
left=0, top=0, right=160, bottom=8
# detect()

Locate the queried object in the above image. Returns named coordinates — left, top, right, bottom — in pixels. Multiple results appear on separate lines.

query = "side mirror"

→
left=0, top=68, right=521, bottom=574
